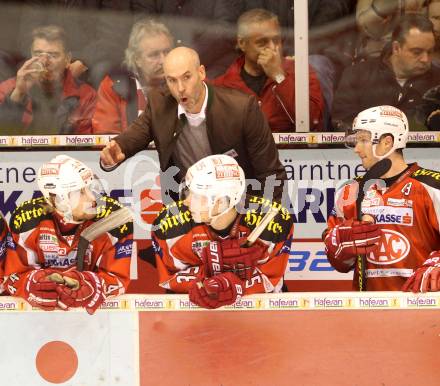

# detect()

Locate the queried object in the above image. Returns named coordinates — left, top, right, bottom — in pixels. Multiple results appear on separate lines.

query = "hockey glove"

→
left=23, top=269, right=59, bottom=311
left=53, top=269, right=105, bottom=315
left=202, top=239, right=267, bottom=280
left=189, top=272, right=243, bottom=309
left=324, top=219, right=381, bottom=271
left=402, top=251, right=440, bottom=293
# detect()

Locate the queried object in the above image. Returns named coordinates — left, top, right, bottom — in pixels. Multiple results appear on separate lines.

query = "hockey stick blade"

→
left=76, top=207, right=133, bottom=271
left=242, top=206, right=279, bottom=247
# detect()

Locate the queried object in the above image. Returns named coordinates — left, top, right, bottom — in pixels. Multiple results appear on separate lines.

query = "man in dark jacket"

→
left=333, top=14, right=440, bottom=131
left=100, top=46, right=286, bottom=202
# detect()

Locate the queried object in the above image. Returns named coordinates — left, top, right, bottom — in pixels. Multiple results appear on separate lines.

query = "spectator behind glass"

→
left=212, top=8, right=324, bottom=132
left=92, top=19, right=173, bottom=134
left=0, top=25, right=97, bottom=135
left=356, top=0, right=427, bottom=59
left=136, top=0, right=242, bottom=78
left=333, top=14, right=440, bottom=131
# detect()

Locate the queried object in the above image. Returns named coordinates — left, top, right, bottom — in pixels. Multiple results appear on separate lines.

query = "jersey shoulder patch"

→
left=10, top=197, right=51, bottom=234
left=410, top=167, right=440, bottom=190
left=240, top=195, right=293, bottom=243
left=94, top=196, right=133, bottom=238
left=153, top=201, right=195, bottom=240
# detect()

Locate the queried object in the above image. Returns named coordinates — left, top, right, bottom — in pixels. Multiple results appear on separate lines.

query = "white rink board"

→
left=0, top=312, right=137, bottom=386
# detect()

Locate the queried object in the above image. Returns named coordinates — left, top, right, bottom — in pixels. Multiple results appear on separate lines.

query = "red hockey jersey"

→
left=325, top=163, right=440, bottom=290
left=152, top=195, right=294, bottom=294
left=4, top=195, right=133, bottom=300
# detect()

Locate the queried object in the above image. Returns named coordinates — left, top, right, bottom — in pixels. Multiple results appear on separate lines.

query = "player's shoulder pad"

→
left=410, top=166, right=440, bottom=190
left=9, top=197, right=51, bottom=234
left=240, top=195, right=293, bottom=243
left=94, top=195, right=133, bottom=238
left=153, top=200, right=195, bottom=240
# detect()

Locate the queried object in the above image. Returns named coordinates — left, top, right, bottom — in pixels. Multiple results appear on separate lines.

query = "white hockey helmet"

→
left=182, top=154, right=246, bottom=224
left=348, top=105, right=409, bottom=159
left=37, top=155, right=100, bottom=223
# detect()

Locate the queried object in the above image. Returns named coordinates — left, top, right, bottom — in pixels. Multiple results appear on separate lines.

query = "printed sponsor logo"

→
left=191, top=240, right=210, bottom=257
left=268, top=297, right=304, bottom=309
left=65, top=136, right=95, bottom=145
left=214, top=164, right=241, bottom=179
left=0, top=301, right=18, bottom=310
left=413, top=168, right=440, bottom=180
left=115, top=239, right=133, bottom=259
left=358, top=297, right=398, bottom=308
left=367, top=229, right=410, bottom=265
left=135, top=299, right=166, bottom=309
left=225, top=298, right=258, bottom=309
left=44, top=257, right=76, bottom=267
left=406, top=297, right=438, bottom=307
left=387, top=198, right=412, bottom=208
left=313, top=297, right=348, bottom=308
left=180, top=299, right=202, bottom=310
left=363, top=206, right=413, bottom=226
left=366, top=268, right=413, bottom=278
left=100, top=299, right=129, bottom=309
left=13, top=206, right=47, bottom=230
left=21, top=136, right=50, bottom=146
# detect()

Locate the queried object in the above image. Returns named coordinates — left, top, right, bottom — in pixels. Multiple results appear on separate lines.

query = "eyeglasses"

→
left=31, top=51, right=63, bottom=60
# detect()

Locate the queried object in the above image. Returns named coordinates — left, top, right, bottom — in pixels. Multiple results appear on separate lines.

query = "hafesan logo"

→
left=367, top=229, right=410, bottom=265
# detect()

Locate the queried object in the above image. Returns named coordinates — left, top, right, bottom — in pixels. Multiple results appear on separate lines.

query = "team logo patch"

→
left=115, top=239, right=133, bottom=259
left=367, top=229, right=410, bottom=265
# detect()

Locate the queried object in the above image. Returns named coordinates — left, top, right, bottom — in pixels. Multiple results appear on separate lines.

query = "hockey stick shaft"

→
left=76, top=207, right=133, bottom=271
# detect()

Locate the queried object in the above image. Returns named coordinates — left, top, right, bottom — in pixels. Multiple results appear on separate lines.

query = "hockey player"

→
left=323, top=105, right=440, bottom=291
left=152, top=154, right=294, bottom=309
left=3, top=155, right=132, bottom=313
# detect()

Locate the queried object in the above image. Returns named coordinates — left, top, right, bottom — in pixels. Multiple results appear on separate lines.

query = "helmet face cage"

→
left=37, top=155, right=99, bottom=223
left=183, top=155, right=245, bottom=224
left=348, top=105, right=409, bottom=159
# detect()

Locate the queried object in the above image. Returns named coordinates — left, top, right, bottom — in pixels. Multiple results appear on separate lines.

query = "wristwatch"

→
left=274, top=73, right=285, bottom=84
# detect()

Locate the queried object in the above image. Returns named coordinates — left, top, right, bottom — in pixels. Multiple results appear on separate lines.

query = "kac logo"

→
left=367, top=229, right=410, bottom=265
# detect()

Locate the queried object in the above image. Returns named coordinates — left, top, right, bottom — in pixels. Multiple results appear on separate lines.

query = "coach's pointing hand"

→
left=100, top=140, right=126, bottom=168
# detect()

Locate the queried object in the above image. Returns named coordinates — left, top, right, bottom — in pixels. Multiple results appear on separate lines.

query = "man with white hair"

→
left=323, top=105, right=440, bottom=292
left=92, top=18, right=174, bottom=134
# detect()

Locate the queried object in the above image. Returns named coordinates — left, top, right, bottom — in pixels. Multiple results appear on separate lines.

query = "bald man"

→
left=99, top=46, right=286, bottom=202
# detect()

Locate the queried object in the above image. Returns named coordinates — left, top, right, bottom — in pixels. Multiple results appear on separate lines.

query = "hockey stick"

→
left=356, top=158, right=391, bottom=290
left=76, top=206, right=133, bottom=271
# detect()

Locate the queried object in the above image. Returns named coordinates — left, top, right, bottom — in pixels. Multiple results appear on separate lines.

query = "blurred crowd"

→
left=1, top=0, right=440, bottom=134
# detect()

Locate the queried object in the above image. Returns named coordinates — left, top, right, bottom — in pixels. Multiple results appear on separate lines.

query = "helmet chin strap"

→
left=372, top=143, right=395, bottom=162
